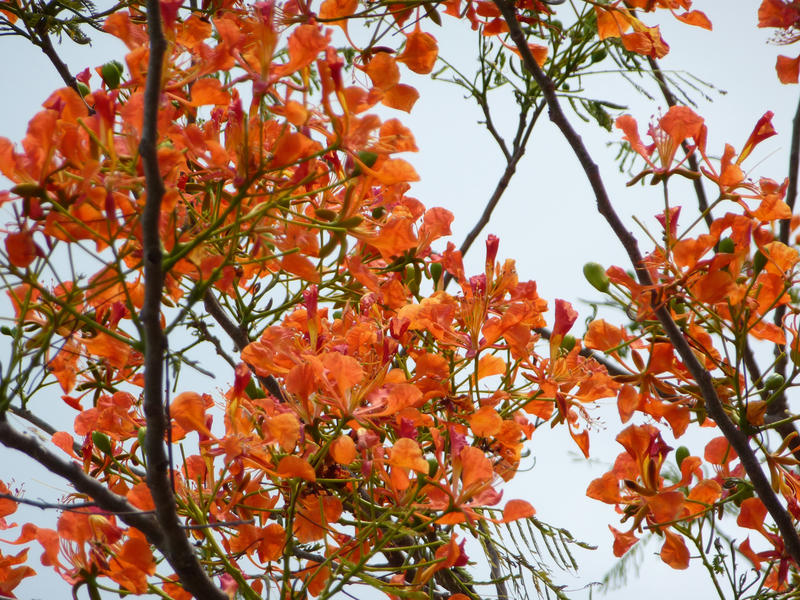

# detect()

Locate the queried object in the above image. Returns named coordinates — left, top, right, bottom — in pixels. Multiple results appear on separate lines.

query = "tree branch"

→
left=769, top=92, right=800, bottom=430
left=33, top=23, right=80, bottom=95
left=495, top=0, right=800, bottom=566
left=139, top=1, right=226, bottom=597
left=203, top=290, right=288, bottom=402
left=7, top=405, right=82, bottom=456
left=0, top=419, right=162, bottom=539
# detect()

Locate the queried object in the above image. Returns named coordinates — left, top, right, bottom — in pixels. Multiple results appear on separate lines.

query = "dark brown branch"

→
left=778, top=92, right=800, bottom=247
left=203, top=290, right=250, bottom=350
left=0, top=492, right=106, bottom=512
left=139, top=1, right=226, bottom=597
left=7, top=405, right=82, bottom=456
left=742, top=343, right=800, bottom=462
left=6, top=405, right=147, bottom=478
left=646, top=56, right=711, bottom=227
left=30, top=18, right=79, bottom=94
left=203, top=290, right=288, bottom=402
left=769, top=93, right=800, bottom=429
left=0, top=419, right=162, bottom=540
left=495, top=0, right=800, bottom=566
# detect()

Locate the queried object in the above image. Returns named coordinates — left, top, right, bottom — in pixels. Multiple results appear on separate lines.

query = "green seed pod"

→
left=100, top=61, right=123, bottom=89
left=92, top=431, right=113, bottom=456
left=427, top=458, right=439, bottom=478
left=318, top=232, right=342, bottom=259
left=337, top=216, right=364, bottom=229
left=359, top=151, right=379, bottom=167
left=0, top=326, right=13, bottom=336
left=137, top=427, right=147, bottom=451
left=590, top=49, right=607, bottom=63
left=675, top=446, right=690, bottom=468
left=717, top=237, right=735, bottom=254
left=791, top=346, right=800, bottom=368
left=733, top=483, right=755, bottom=507
left=764, top=373, right=785, bottom=391
left=423, top=1, right=442, bottom=26
left=753, top=249, right=767, bottom=275
left=583, top=262, right=610, bottom=293
left=429, top=262, right=443, bottom=285
left=405, top=264, right=421, bottom=295
left=350, top=151, right=379, bottom=177
left=670, top=297, right=686, bottom=314
left=560, top=334, right=576, bottom=352
left=10, top=183, right=45, bottom=198
left=314, top=208, right=337, bottom=222
left=245, top=379, right=266, bottom=399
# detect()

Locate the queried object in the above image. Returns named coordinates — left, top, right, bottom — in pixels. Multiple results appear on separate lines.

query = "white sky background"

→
left=1, top=2, right=798, bottom=599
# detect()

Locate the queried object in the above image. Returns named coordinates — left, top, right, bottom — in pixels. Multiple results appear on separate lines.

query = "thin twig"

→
left=442, top=109, right=540, bottom=289
left=495, top=0, right=800, bottom=567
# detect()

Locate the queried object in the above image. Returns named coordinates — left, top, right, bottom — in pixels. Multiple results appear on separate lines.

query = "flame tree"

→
left=1, top=1, right=800, bottom=599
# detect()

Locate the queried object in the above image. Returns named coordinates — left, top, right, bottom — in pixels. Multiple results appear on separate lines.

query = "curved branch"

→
left=0, top=419, right=161, bottom=540
left=494, top=0, right=800, bottom=566
left=33, top=24, right=80, bottom=94
left=139, top=1, right=226, bottom=597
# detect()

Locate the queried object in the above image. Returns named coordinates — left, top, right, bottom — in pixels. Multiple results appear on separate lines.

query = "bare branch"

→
left=138, top=0, right=226, bottom=596
left=0, top=419, right=162, bottom=540
left=495, top=0, right=800, bottom=566
left=33, top=24, right=80, bottom=94
left=769, top=93, right=800, bottom=431
left=7, top=405, right=82, bottom=456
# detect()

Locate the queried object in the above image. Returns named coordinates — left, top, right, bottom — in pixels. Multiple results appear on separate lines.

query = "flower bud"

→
left=583, top=262, right=610, bottom=292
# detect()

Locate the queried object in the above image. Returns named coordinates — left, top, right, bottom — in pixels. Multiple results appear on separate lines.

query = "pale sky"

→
left=1, top=2, right=798, bottom=599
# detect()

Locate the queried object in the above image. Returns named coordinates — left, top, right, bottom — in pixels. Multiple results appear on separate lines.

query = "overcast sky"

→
left=1, top=2, right=798, bottom=599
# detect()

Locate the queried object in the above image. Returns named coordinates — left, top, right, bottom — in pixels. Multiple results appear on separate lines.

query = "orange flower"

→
left=588, top=424, right=720, bottom=567
left=616, top=106, right=704, bottom=177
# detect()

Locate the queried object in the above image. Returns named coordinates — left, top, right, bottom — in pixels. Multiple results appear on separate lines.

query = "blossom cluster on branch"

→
left=1, top=0, right=800, bottom=599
